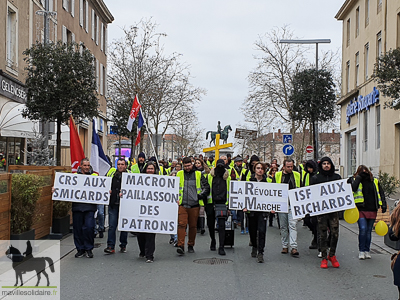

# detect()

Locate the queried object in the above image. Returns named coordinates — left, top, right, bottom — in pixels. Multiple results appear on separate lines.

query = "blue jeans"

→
left=107, top=205, right=128, bottom=249
left=357, top=217, right=375, bottom=252
left=95, top=204, right=105, bottom=234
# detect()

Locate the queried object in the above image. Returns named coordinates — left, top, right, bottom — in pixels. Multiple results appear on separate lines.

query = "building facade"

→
left=336, top=0, right=400, bottom=178
left=0, top=0, right=113, bottom=168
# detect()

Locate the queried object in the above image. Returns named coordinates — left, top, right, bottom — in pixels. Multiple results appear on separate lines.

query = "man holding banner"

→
left=176, top=157, right=210, bottom=255
left=273, top=159, right=301, bottom=257
left=104, top=158, right=130, bottom=255
left=72, top=158, right=98, bottom=259
left=310, top=157, right=342, bottom=269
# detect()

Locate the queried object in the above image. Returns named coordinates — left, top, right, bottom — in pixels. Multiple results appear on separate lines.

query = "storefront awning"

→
left=0, top=102, right=39, bottom=138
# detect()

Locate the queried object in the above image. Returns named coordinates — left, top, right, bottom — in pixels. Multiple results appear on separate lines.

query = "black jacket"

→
left=109, top=170, right=127, bottom=208
left=310, top=157, right=341, bottom=185
left=347, top=174, right=386, bottom=212
left=72, top=166, right=98, bottom=212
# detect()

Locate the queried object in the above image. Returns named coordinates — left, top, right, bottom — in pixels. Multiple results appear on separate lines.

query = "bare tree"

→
left=245, top=25, right=308, bottom=134
left=170, top=108, right=205, bottom=157
left=107, top=19, right=205, bottom=156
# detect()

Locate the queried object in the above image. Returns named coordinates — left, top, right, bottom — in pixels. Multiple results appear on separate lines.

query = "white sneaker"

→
left=359, top=251, right=365, bottom=260
left=318, top=252, right=322, bottom=258
left=365, top=251, right=371, bottom=259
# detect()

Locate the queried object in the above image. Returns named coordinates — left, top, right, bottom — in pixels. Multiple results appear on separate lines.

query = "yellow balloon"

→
left=375, top=220, right=389, bottom=236
left=344, top=207, right=359, bottom=224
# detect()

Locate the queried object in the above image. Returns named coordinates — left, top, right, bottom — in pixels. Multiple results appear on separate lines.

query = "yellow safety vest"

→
left=275, top=171, right=301, bottom=188
left=206, top=173, right=230, bottom=205
left=353, top=178, right=382, bottom=206
left=106, top=168, right=131, bottom=177
left=177, top=170, right=204, bottom=206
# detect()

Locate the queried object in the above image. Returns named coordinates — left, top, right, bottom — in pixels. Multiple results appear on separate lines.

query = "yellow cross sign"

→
left=203, top=134, right=233, bottom=160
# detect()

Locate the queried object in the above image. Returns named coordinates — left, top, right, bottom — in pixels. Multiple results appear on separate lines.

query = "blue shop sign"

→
left=346, top=87, right=379, bottom=124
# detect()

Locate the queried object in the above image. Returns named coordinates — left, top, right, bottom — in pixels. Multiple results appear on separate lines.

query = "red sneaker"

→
left=320, top=259, right=328, bottom=269
left=328, top=255, right=340, bottom=268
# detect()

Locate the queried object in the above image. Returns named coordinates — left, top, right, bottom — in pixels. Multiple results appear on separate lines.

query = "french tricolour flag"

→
left=91, top=119, right=110, bottom=175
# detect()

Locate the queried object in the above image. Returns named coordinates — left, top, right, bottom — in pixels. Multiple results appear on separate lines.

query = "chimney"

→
left=278, top=129, right=281, bottom=134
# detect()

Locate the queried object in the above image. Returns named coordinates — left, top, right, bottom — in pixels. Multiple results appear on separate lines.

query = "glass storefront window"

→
left=347, top=130, right=357, bottom=177
left=0, top=137, right=25, bottom=172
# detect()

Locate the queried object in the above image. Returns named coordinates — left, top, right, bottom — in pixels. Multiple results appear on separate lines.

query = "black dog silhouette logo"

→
left=5, top=241, right=55, bottom=286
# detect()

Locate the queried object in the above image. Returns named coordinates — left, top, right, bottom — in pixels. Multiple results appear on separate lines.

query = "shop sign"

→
left=346, top=87, right=379, bottom=124
left=0, top=74, right=27, bottom=103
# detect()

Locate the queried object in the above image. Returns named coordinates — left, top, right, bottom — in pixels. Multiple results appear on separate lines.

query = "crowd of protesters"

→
left=61, top=152, right=388, bottom=271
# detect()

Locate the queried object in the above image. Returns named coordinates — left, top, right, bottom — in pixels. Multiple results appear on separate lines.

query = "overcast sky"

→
left=104, top=0, right=345, bottom=139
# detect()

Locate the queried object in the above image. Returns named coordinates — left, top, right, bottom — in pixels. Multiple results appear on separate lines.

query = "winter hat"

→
left=138, top=152, right=146, bottom=159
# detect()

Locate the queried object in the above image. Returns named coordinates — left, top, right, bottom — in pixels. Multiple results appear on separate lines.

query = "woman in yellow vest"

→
left=194, top=158, right=210, bottom=235
left=347, top=165, right=387, bottom=260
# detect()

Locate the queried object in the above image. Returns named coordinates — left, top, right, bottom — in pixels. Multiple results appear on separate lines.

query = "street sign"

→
left=306, top=145, right=314, bottom=153
left=283, top=134, right=293, bottom=144
left=234, top=128, right=258, bottom=140
left=282, top=144, right=294, bottom=156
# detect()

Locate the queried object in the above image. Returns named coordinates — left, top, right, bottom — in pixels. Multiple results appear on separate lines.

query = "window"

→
left=347, top=130, right=357, bottom=177
left=347, top=18, right=351, bottom=47
left=100, top=63, right=103, bottom=95
left=79, top=0, right=83, bottom=27
left=96, top=59, right=99, bottom=92
left=63, top=0, right=74, bottom=16
left=85, top=1, right=89, bottom=32
left=365, top=0, right=370, bottom=26
left=377, top=0, right=382, bottom=13
left=92, top=9, right=98, bottom=44
left=355, top=52, right=360, bottom=86
left=346, top=61, right=350, bottom=93
left=377, top=31, right=382, bottom=58
left=62, top=26, right=75, bottom=44
left=91, top=9, right=95, bottom=40
left=356, top=7, right=360, bottom=37
left=364, top=111, right=368, bottom=151
left=376, top=105, right=381, bottom=149
left=6, top=3, right=18, bottom=72
left=103, top=65, right=107, bottom=96
left=100, top=23, right=104, bottom=51
left=365, top=43, right=369, bottom=80
left=104, top=25, right=108, bottom=55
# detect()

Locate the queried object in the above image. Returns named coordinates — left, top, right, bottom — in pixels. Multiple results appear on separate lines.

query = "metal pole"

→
left=314, top=43, right=319, bottom=161
left=42, top=0, right=50, bottom=149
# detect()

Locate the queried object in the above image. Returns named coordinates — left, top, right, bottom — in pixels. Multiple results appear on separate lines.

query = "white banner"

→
left=288, top=179, right=355, bottom=219
left=229, top=181, right=289, bottom=213
left=52, top=172, right=111, bottom=205
left=118, top=173, right=179, bottom=234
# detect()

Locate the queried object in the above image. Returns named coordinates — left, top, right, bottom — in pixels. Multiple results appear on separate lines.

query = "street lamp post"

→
left=279, top=39, right=331, bottom=161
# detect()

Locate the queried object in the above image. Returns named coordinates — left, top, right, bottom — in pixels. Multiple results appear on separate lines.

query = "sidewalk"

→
left=339, top=219, right=394, bottom=254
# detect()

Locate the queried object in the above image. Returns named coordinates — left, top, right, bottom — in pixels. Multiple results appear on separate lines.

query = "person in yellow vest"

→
left=347, top=165, right=387, bottom=260
left=310, top=157, right=342, bottom=269
left=131, top=152, right=146, bottom=173
left=241, top=155, right=259, bottom=181
left=104, top=158, right=130, bottom=255
left=176, top=157, right=210, bottom=255
left=206, top=156, right=214, bottom=169
left=273, top=159, right=301, bottom=257
left=194, top=158, right=210, bottom=234
left=227, top=153, right=234, bottom=169
left=206, top=159, right=231, bottom=255
left=234, top=156, right=244, bottom=178
left=301, top=160, right=319, bottom=250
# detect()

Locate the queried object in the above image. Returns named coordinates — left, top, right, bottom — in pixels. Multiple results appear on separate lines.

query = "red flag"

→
left=135, top=129, right=141, bottom=146
left=69, top=115, right=85, bottom=172
left=126, top=95, right=141, bottom=132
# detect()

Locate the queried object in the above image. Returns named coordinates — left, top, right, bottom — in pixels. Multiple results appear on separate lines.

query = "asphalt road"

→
left=60, top=220, right=397, bottom=300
